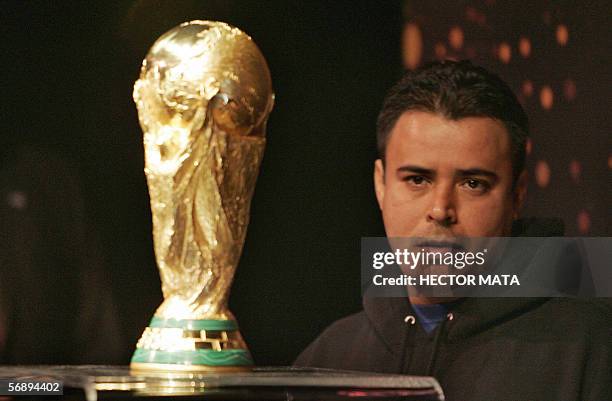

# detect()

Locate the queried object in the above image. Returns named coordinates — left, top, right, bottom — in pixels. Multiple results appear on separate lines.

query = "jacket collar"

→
left=363, top=296, right=550, bottom=346
left=445, top=297, right=550, bottom=341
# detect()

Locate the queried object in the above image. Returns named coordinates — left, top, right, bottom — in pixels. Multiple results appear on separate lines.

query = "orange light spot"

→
left=540, top=86, right=554, bottom=110
left=563, top=79, right=576, bottom=101
left=435, top=42, right=447, bottom=59
left=577, top=210, right=591, bottom=234
left=498, top=42, right=511, bottom=63
left=535, top=160, right=551, bottom=188
left=522, top=80, right=534, bottom=97
left=526, top=138, right=533, bottom=155
left=402, top=23, right=423, bottom=70
left=569, top=160, right=581, bottom=182
left=556, top=24, right=569, bottom=46
left=519, top=37, right=531, bottom=58
left=449, top=26, right=464, bottom=50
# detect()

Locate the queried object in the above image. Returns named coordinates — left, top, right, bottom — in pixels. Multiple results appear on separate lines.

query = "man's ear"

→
left=374, top=159, right=385, bottom=211
left=512, top=170, right=528, bottom=219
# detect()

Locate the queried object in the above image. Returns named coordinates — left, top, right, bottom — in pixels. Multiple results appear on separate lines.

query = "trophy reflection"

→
left=130, top=21, right=274, bottom=371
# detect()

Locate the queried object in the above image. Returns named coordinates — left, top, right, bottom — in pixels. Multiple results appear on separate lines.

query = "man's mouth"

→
left=415, top=240, right=466, bottom=253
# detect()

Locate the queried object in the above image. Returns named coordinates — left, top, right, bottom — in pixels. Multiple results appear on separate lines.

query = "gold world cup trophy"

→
left=130, top=21, right=274, bottom=371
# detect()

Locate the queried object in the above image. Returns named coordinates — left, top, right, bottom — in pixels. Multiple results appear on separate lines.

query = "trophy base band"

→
left=131, top=318, right=253, bottom=372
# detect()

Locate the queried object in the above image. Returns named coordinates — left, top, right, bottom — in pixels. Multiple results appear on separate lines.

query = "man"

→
left=295, top=61, right=611, bottom=401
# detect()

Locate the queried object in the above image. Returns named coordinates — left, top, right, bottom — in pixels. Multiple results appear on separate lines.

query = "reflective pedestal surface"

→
left=0, top=366, right=444, bottom=401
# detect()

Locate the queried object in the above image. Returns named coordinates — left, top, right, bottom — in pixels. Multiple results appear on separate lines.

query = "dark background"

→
left=2, top=0, right=610, bottom=365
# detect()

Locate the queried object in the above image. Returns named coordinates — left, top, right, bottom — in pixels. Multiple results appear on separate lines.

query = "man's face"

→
left=374, top=111, right=526, bottom=239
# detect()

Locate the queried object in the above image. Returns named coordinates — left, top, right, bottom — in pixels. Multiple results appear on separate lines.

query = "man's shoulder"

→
left=302, top=310, right=370, bottom=350
left=494, top=298, right=611, bottom=334
left=538, top=298, right=610, bottom=320
left=543, top=298, right=612, bottom=335
left=506, top=298, right=612, bottom=349
left=294, top=310, right=372, bottom=368
left=322, top=310, right=369, bottom=333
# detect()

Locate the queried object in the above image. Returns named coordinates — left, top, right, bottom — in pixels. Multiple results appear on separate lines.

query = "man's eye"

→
left=462, top=179, right=490, bottom=192
left=403, top=175, right=428, bottom=185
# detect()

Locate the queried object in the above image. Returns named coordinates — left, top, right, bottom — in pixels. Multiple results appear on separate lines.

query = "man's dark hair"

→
left=376, top=60, right=529, bottom=187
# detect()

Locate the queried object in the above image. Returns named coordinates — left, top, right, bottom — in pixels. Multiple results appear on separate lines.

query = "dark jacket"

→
left=296, top=220, right=610, bottom=401
left=295, top=296, right=611, bottom=401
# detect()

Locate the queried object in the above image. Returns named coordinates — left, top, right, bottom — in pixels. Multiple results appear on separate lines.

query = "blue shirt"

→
left=411, top=303, right=448, bottom=333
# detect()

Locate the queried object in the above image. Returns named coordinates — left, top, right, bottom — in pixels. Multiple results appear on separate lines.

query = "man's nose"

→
left=426, top=184, right=457, bottom=226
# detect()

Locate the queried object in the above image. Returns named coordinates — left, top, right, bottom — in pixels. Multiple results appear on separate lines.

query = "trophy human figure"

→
left=130, top=20, right=274, bottom=371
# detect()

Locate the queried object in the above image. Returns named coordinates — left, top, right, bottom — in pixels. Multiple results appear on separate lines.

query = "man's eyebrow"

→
left=396, top=166, right=500, bottom=180
left=457, top=168, right=499, bottom=179
left=396, top=165, right=434, bottom=175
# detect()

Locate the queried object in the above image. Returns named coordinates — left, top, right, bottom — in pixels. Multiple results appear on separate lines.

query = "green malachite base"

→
left=131, top=318, right=253, bottom=368
left=149, top=317, right=239, bottom=331
left=131, top=348, right=253, bottom=366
